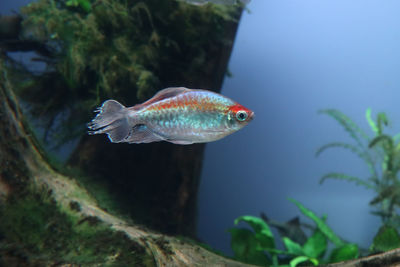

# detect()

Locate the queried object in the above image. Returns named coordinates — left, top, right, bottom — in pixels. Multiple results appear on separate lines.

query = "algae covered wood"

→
left=321, top=248, right=400, bottom=267
left=0, top=60, right=257, bottom=266
left=0, top=0, right=249, bottom=264
left=8, top=0, right=244, bottom=237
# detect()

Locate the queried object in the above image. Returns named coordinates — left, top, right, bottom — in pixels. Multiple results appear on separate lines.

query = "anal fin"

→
left=124, top=124, right=165, bottom=144
left=169, top=140, right=194, bottom=145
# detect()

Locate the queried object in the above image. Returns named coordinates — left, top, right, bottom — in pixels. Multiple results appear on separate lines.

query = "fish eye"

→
left=236, top=110, right=248, bottom=121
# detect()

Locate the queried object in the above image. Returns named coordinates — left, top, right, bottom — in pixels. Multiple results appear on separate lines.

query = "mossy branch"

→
left=0, top=59, right=255, bottom=267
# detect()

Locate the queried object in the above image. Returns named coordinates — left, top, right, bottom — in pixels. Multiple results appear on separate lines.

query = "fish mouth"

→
left=248, top=111, right=255, bottom=121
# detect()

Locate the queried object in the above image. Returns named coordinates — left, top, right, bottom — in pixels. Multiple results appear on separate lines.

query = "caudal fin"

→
left=88, top=100, right=131, bottom=143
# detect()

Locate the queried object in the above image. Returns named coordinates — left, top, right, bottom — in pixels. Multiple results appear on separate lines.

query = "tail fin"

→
left=88, top=100, right=131, bottom=143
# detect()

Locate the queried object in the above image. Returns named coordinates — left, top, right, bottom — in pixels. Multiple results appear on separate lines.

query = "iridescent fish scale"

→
left=140, top=91, right=230, bottom=138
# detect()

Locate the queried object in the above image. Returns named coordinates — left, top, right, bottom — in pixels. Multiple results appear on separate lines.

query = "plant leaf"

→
left=302, top=230, right=327, bottom=258
left=366, top=108, right=378, bottom=134
left=319, top=172, right=374, bottom=189
left=263, top=248, right=294, bottom=255
left=78, top=0, right=91, bottom=13
left=282, top=237, right=304, bottom=255
left=319, top=109, right=369, bottom=146
left=369, top=135, right=393, bottom=149
left=309, top=258, right=319, bottom=266
left=234, top=215, right=275, bottom=250
left=370, top=185, right=400, bottom=205
left=228, top=228, right=270, bottom=265
left=370, top=226, right=400, bottom=252
left=316, top=142, right=363, bottom=157
left=289, top=198, right=344, bottom=247
left=329, top=243, right=358, bottom=263
left=316, top=142, right=377, bottom=176
left=377, top=112, right=389, bottom=135
left=290, top=256, right=318, bottom=267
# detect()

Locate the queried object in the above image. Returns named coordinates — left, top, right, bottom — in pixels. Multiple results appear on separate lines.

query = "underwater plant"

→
left=317, top=109, right=400, bottom=228
left=229, top=199, right=400, bottom=266
left=228, top=109, right=400, bottom=266
left=229, top=199, right=358, bottom=266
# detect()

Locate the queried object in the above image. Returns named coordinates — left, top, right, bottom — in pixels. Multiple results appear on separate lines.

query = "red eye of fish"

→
left=229, top=104, right=252, bottom=122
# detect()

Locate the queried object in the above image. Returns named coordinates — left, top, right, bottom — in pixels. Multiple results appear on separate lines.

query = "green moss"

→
left=60, top=166, right=133, bottom=222
left=22, top=140, right=130, bottom=222
left=0, top=187, right=155, bottom=266
left=69, top=200, right=81, bottom=211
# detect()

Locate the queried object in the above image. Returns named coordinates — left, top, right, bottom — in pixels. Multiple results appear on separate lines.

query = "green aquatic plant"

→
left=370, top=225, right=400, bottom=253
left=65, top=0, right=92, bottom=13
left=228, top=109, right=400, bottom=266
left=15, top=0, right=240, bottom=144
left=317, top=109, right=400, bottom=228
left=228, top=199, right=358, bottom=267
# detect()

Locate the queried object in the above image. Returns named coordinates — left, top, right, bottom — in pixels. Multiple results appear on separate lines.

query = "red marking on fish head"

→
left=229, top=103, right=254, bottom=123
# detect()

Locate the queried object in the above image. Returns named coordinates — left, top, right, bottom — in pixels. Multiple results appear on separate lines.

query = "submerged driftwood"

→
left=0, top=60, right=255, bottom=266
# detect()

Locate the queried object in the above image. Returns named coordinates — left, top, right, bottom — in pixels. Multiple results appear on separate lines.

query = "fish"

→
left=182, top=0, right=250, bottom=6
left=260, top=213, right=309, bottom=245
left=88, top=87, right=254, bottom=144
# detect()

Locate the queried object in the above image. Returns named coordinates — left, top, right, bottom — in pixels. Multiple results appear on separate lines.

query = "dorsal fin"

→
left=131, top=87, right=190, bottom=110
left=287, top=217, right=301, bottom=226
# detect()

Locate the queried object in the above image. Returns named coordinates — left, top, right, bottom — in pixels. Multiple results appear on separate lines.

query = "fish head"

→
left=226, top=103, right=254, bottom=130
